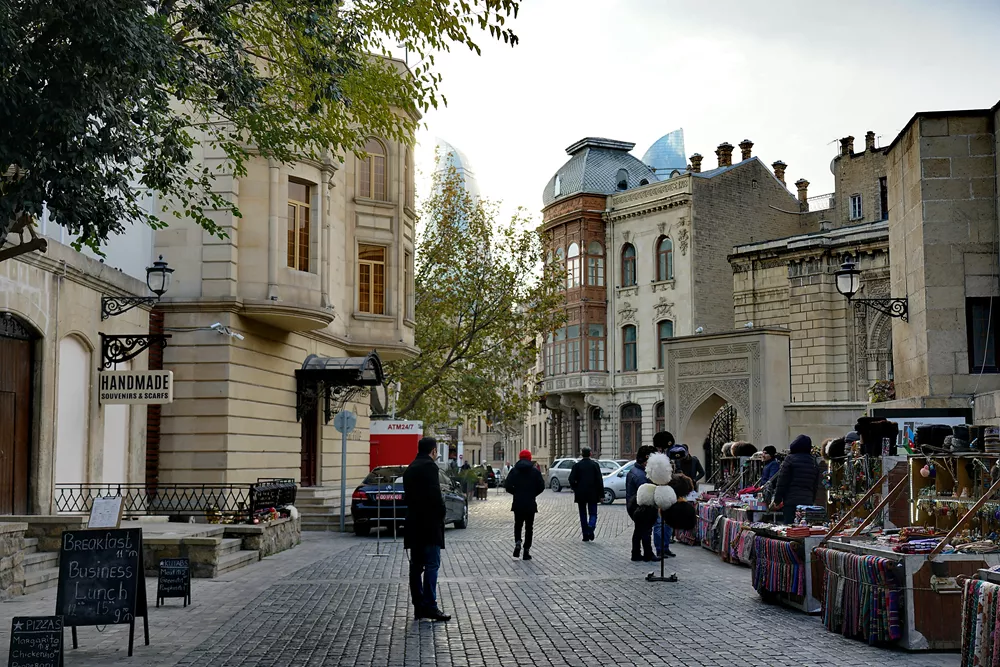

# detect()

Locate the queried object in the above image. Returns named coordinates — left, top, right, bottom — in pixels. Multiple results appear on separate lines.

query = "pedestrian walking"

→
left=770, top=434, right=821, bottom=524
left=626, top=445, right=658, bottom=562
left=402, top=437, right=451, bottom=622
left=504, top=449, right=545, bottom=561
left=568, top=447, right=603, bottom=542
left=652, top=432, right=676, bottom=559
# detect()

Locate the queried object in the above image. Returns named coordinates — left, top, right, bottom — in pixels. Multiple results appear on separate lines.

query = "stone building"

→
left=539, top=136, right=815, bottom=462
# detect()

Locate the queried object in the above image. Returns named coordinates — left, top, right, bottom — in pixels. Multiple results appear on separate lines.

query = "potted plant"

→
left=868, top=380, right=895, bottom=403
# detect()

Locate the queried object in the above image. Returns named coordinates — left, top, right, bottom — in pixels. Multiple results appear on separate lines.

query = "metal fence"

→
left=55, top=479, right=297, bottom=524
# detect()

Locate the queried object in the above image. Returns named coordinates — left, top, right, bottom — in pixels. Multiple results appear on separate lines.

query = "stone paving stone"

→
left=0, top=490, right=960, bottom=666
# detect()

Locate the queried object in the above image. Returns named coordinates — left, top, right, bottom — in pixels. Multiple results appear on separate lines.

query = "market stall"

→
left=748, top=524, right=825, bottom=614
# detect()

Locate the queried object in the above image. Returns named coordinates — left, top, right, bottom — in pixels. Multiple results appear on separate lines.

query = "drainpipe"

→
left=267, top=159, right=280, bottom=300
left=606, top=211, right=617, bottom=457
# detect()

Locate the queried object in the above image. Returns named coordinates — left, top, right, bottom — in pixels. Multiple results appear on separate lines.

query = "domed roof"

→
left=641, top=129, right=686, bottom=181
left=543, top=138, right=657, bottom=207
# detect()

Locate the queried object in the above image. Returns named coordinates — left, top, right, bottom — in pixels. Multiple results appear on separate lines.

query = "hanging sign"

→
left=99, top=371, right=173, bottom=405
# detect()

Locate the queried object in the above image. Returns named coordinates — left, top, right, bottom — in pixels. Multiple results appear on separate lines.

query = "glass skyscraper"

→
left=641, top=129, right=687, bottom=181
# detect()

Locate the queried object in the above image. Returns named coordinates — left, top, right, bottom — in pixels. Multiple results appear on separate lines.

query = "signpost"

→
left=87, top=496, right=124, bottom=529
left=99, top=371, right=173, bottom=405
left=8, top=616, right=63, bottom=667
left=333, top=410, right=357, bottom=533
left=156, top=558, right=191, bottom=607
left=55, top=528, right=149, bottom=656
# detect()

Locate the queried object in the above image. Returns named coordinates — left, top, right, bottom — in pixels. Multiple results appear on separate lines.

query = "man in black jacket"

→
left=771, top=434, right=820, bottom=524
left=504, top=449, right=545, bottom=561
left=569, top=447, right=604, bottom=542
left=403, top=437, right=450, bottom=622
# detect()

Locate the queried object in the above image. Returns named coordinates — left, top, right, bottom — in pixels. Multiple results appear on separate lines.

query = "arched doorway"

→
left=589, top=407, right=602, bottom=457
left=620, top=403, right=642, bottom=459
left=706, top=404, right=738, bottom=480
left=0, top=312, right=38, bottom=514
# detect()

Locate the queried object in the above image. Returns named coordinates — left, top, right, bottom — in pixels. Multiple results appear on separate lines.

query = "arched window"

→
left=657, top=320, right=674, bottom=368
left=620, top=403, right=642, bottom=458
left=655, top=402, right=665, bottom=434
left=492, top=443, right=504, bottom=461
left=616, top=168, right=628, bottom=191
left=555, top=247, right=565, bottom=291
left=656, top=236, right=674, bottom=281
left=587, top=241, right=604, bottom=286
left=621, top=243, right=636, bottom=287
left=359, top=138, right=387, bottom=201
left=622, top=324, right=637, bottom=371
left=566, top=242, right=581, bottom=288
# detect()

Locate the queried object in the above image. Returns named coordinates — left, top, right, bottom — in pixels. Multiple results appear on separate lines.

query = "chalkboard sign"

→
left=55, top=528, right=149, bottom=656
left=8, top=616, right=63, bottom=667
left=157, top=558, right=191, bottom=607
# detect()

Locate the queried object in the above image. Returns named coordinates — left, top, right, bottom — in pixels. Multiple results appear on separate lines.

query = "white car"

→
left=602, top=460, right=636, bottom=504
left=596, top=459, right=623, bottom=475
left=547, top=458, right=579, bottom=491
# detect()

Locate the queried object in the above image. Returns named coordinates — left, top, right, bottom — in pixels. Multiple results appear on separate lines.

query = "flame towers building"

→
left=641, top=128, right=687, bottom=181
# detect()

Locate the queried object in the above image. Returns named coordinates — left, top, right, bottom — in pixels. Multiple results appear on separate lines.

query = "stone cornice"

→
left=606, top=196, right=691, bottom=221
left=6, top=237, right=149, bottom=299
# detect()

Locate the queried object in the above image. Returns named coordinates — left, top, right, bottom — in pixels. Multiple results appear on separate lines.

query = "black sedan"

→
left=350, top=465, right=469, bottom=537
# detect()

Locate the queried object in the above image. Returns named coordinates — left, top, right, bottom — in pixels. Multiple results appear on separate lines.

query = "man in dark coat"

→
left=403, top=437, right=450, bottom=622
left=503, top=449, right=545, bottom=561
left=568, top=447, right=604, bottom=542
left=771, top=434, right=821, bottom=524
left=626, top=445, right=658, bottom=562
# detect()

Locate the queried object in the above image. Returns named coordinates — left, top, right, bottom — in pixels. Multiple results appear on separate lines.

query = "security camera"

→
left=695, top=326, right=704, bottom=334
left=210, top=323, right=222, bottom=330
left=232, top=332, right=245, bottom=341
left=745, top=321, right=754, bottom=329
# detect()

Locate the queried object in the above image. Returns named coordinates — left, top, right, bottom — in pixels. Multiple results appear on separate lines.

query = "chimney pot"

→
left=840, top=136, right=855, bottom=157
left=865, top=131, right=876, bottom=151
left=739, top=139, right=754, bottom=161
left=716, top=142, right=734, bottom=168
left=771, top=160, right=787, bottom=186
left=820, top=219, right=832, bottom=232
left=795, top=178, right=810, bottom=212
left=689, top=153, right=703, bottom=174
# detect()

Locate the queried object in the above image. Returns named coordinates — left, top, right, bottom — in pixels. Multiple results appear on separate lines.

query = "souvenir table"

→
left=747, top=525, right=824, bottom=614
left=697, top=501, right=724, bottom=553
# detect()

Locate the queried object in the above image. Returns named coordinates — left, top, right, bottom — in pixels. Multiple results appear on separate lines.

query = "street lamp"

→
left=834, top=260, right=908, bottom=322
left=101, top=255, right=175, bottom=320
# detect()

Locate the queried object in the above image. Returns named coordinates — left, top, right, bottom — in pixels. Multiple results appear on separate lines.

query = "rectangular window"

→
left=287, top=181, right=311, bottom=272
left=587, top=256, right=605, bottom=286
left=554, top=327, right=567, bottom=374
left=879, top=177, right=888, bottom=221
left=658, top=320, right=674, bottom=369
left=358, top=244, right=386, bottom=314
left=623, top=325, right=637, bottom=372
left=404, top=251, right=414, bottom=320
left=543, top=333, right=554, bottom=376
left=588, top=324, right=605, bottom=371
left=567, top=325, right=580, bottom=373
left=849, top=193, right=863, bottom=221
left=967, top=297, right=1000, bottom=373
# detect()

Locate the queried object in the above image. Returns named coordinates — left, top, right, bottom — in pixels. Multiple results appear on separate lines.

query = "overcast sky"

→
left=410, top=0, right=999, bottom=222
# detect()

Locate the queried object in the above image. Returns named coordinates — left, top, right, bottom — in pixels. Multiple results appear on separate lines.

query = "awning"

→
left=296, top=350, right=384, bottom=387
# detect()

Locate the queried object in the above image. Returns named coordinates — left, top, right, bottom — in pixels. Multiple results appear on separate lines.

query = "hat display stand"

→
left=638, top=453, right=696, bottom=584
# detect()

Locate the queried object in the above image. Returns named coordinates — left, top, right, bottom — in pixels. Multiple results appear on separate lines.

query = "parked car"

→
left=596, top=459, right=622, bottom=475
left=602, top=460, right=636, bottom=504
left=351, top=465, right=469, bottom=536
left=546, top=457, right=579, bottom=491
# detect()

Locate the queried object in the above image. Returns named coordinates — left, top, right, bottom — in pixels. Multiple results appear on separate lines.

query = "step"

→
left=218, top=538, right=243, bottom=557
left=23, top=567, right=60, bottom=596
left=22, top=537, right=38, bottom=556
left=301, top=516, right=352, bottom=532
left=23, top=551, right=59, bottom=575
left=295, top=496, right=340, bottom=508
left=215, top=549, right=258, bottom=577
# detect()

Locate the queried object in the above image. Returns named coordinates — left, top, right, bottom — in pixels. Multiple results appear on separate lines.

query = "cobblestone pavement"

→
left=1, top=490, right=959, bottom=666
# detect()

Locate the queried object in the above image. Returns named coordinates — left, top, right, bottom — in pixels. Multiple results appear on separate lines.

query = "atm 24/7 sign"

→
left=99, top=371, right=174, bottom=405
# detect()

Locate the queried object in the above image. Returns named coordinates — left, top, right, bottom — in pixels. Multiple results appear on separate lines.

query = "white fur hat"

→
left=654, top=485, right=677, bottom=510
left=637, top=483, right=657, bottom=507
left=646, top=452, right=672, bottom=486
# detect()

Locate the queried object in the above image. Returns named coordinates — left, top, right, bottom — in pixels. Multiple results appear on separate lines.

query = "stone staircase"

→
left=216, top=537, right=259, bottom=576
left=297, top=487, right=351, bottom=532
left=22, top=538, right=59, bottom=595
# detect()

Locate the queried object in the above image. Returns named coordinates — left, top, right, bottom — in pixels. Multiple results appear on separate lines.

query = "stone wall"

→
left=784, top=402, right=868, bottom=445
left=831, top=134, right=888, bottom=228
left=143, top=535, right=225, bottom=578
left=0, top=523, right=27, bottom=600
left=8, top=516, right=89, bottom=552
left=224, top=517, right=301, bottom=558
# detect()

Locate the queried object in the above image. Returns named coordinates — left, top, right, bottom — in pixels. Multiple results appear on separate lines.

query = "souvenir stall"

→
left=959, top=566, right=1000, bottom=665
left=716, top=442, right=763, bottom=496
left=697, top=499, right=724, bottom=552
left=748, top=523, right=825, bottom=614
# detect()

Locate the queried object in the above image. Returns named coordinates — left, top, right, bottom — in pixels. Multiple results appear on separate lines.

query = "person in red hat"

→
left=503, top=449, right=545, bottom=560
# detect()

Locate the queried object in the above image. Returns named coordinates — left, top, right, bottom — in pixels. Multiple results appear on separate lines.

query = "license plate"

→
left=378, top=493, right=403, bottom=501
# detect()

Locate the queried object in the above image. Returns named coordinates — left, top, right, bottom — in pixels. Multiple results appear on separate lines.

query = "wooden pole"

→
left=850, top=475, right=909, bottom=538
left=929, top=473, right=1000, bottom=556
left=819, top=472, right=888, bottom=546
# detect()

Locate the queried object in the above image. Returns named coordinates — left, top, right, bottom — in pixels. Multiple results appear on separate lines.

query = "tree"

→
left=0, top=0, right=520, bottom=252
left=387, top=166, right=565, bottom=426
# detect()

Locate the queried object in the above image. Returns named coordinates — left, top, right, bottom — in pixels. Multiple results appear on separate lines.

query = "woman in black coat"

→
left=770, top=435, right=820, bottom=524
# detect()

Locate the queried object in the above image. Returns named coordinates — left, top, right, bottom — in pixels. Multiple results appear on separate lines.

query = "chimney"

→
left=840, top=136, right=854, bottom=157
left=795, top=178, right=809, bottom=212
left=771, top=160, right=787, bottom=186
left=716, top=142, right=734, bottom=168
left=689, top=153, right=703, bottom=173
left=865, top=131, right=876, bottom=151
left=739, top=139, right=754, bottom=161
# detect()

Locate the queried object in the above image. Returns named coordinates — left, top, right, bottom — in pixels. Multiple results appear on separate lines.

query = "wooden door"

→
left=300, top=404, right=318, bottom=487
left=0, top=334, right=32, bottom=514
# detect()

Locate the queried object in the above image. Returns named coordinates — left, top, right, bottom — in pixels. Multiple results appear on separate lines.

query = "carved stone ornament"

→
left=617, top=301, right=638, bottom=323
left=678, top=228, right=689, bottom=256
left=657, top=222, right=666, bottom=235
left=622, top=230, right=631, bottom=243
left=653, top=297, right=674, bottom=321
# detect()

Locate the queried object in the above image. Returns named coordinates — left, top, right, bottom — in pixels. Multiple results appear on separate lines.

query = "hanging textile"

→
left=751, top=535, right=805, bottom=596
left=674, top=526, right=698, bottom=546
left=698, top=503, right=723, bottom=550
left=815, top=547, right=902, bottom=645
left=720, top=517, right=746, bottom=564
left=961, top=577, right=1000, bottom=667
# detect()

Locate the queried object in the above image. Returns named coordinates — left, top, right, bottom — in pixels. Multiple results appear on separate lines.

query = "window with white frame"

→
left=566, top=243, right=581, bottom=289
left=849, top=194, right=863, bottom=220
left=587, top=241, right=605, bottom=286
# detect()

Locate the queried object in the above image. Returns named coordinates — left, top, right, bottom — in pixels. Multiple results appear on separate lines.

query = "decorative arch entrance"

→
left=0, top=312, right=39, bottom=514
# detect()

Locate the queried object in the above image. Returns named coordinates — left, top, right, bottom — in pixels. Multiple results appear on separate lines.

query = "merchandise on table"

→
left=961, top=577, right=1000, bottom=666
left=815, top=547, right=902, bottom=645
left=751, top=534, right=805, bottom=596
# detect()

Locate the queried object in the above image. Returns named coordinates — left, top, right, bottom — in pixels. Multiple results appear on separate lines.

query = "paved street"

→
left=2, top=491, right=958, bottom=667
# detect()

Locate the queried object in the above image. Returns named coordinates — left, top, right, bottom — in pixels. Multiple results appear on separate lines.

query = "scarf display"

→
left=699, top=503, right=724, bottom=551
left=815, top=547, right=902, bottom=645
left=720, top=517, right=745, bottom=564
left=751, top=535, right=805, bottom=597
left=674, top=526, right=698, bottom=546
left=961, top=578, right=1000, bottom=667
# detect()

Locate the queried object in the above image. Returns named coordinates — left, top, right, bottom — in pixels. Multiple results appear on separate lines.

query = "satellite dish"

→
left=370, top=384, right=389, bottom=417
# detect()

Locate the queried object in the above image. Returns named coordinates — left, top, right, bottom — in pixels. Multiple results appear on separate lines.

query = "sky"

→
left=406, top=0, right=1000, bottom=223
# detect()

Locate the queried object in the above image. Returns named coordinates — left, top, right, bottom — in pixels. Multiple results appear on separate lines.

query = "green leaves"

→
left=386, top=164, right=566, bottom=428
left=1, top=0, right=521, bottom=252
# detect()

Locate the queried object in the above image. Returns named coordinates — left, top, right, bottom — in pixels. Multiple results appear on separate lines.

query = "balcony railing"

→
left=808, top=193, right=834, bottom=212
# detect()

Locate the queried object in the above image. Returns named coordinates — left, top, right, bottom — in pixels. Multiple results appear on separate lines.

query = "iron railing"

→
left=55, top=479, right=297, bottom=524
left=808, top=192, right=834, bottom=212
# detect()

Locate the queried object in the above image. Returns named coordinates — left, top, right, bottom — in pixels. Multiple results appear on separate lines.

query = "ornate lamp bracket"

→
left=100, top=333, right=171, bottom=370
left=101, top=296, right=160, bottom=321
left=851, top=298, right=908, bottom=323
